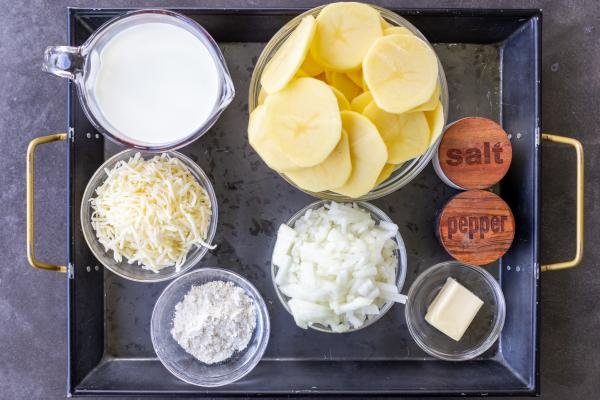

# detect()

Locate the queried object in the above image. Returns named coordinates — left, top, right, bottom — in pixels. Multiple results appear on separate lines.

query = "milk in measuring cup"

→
left=86, top=22, right=220, bottom=146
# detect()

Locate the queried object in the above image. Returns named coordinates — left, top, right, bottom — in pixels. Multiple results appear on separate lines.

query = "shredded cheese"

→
left=90, top=152, right=215, bottom=272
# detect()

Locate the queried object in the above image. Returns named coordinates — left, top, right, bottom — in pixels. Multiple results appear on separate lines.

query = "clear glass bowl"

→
left=80, top=149, right=218, bottom=283
left=151, top=268, right=270, bottom=387
left=405, top=261, right=506, bottom=361
left=271, top=200, right=408, bottom=333
left=248, top=5, right=449, bottom=201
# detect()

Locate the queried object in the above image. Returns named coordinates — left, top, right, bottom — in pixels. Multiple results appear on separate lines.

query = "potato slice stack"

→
left=249, top=1, right=445, bottom=198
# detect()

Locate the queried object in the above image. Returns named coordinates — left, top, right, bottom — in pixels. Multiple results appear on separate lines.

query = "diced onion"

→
left=90, top=152, right=214, bottom=272
left=273, top=202, right=402, bottom=332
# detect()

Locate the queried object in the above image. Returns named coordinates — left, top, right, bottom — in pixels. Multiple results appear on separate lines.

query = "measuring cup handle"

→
left=42, top=46, right=84, bottom=80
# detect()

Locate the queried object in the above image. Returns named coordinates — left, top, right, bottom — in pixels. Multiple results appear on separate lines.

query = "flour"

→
left=171, top=280, right=256, bottom=364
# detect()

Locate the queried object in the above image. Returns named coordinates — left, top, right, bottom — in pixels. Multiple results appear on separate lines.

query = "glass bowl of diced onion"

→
left=248, top=4, right=449, bottom=201
left=271, top=200, right=407, bottom=333
left=80, top=149, right=218, bottom=283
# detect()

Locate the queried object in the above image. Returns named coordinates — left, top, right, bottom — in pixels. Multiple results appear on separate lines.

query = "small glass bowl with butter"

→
left=405, top=261, right=505, bottom=361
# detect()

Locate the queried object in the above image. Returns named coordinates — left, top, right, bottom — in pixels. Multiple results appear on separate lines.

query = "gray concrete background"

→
left=1, top=0, right=598, bottom=399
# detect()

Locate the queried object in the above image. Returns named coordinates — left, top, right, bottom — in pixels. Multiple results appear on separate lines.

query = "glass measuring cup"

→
left=42, top=9, right=235, bottom=151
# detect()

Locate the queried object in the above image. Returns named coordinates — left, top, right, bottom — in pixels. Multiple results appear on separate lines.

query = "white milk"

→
left=87, top=22, right=220, bottom=145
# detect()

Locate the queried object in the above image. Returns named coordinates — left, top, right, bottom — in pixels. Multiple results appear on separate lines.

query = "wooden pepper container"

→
left=437, top=190, right=515, bottom=266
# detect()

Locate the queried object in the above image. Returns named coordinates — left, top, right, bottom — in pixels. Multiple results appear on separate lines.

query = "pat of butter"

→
left=425, top=277, right=484, bottom=341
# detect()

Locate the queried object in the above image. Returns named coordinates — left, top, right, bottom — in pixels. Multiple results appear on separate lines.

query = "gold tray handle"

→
left=540, top=133, right=584, bottom=272
left=26, top=133, right=68, bottom=273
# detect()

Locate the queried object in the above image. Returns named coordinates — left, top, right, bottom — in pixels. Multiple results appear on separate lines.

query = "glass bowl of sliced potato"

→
left=248, top=2, right=448, bottom=201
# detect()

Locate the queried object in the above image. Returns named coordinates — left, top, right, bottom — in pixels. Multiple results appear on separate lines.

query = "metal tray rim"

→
left=66, top=6, right=541, bottom=397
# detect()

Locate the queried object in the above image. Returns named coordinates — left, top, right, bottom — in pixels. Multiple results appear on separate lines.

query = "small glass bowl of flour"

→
left=151, top=268, right=270, bottom=387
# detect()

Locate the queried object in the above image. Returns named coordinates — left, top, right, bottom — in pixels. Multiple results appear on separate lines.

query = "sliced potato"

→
left=375, top=163, right=396, bottom=186
left=248, top=105, right=299, bottom=172
left=285, top=130, right=352, bottom=192
left=363, top=34, right=438, bottom=113
left=384, top=26, right=412, bottom=36
left=300, top=51, right=324, bottom=76
left=248, top=105, right=266, bottom=135
left=328, top=85, right=351, bottom=111
left=346, top=68, right=364, bottom=89
left=261, top=15, right=316, bottom=93
left=361, top=102, right=397, bottom=142
left=350, top=91, right=373, bottom=113
left=263, top=77, right=342, bottom=167
left=330, top=72, right=363, bottom=101
left=324, top=69, right=334, bottom=84
left=425, top=102, right=445, bottom=145
left=333, top=111, right=387, bottom=197
left=258, top=86, right=268, bottom=105
left=380, top=15, right=392, bottom=30
left=363, top=102, right=431, bottom=164
left=314, top=72, right=327, bottom=83
left=387, top=112, right=431, bottom=163
left=409, top=82, right=441, bottom=112
left=311, top=2, right=383, bottom=71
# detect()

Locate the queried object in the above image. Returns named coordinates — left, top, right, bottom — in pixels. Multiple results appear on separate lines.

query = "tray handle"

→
left=26, top=133, right=68, bottom=273
left=540, top=133, right=584, bottom=272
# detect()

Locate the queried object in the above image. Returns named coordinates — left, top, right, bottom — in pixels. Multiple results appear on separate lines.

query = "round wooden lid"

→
left=438, top=190, right=515, bottom=266
left=437, top=117, right=512, bottom=189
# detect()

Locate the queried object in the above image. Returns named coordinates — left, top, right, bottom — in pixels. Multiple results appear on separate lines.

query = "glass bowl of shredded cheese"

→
left=81, top=149, right=218, bottom=282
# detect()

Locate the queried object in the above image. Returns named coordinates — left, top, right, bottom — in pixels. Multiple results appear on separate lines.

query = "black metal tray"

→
left=65, top=7, right=541, bottom=397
